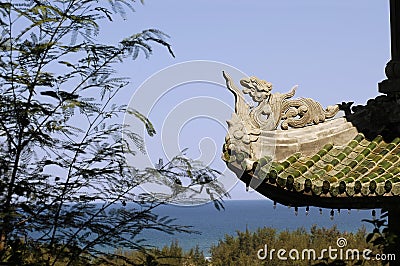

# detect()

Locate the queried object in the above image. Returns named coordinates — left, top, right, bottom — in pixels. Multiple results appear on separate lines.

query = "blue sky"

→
left=102, top=1, right=390, bottom=200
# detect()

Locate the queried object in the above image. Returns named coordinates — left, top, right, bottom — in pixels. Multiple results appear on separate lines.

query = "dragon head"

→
left=240, top=76, right=272, bottom=103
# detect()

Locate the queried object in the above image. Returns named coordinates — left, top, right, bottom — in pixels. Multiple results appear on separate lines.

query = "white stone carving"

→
left=222, top=71, right=340, bottom=166
left=223, top=71, right=339, bottom=131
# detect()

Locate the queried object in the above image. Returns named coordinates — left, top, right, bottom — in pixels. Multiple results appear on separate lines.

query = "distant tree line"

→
left=98, top=225, right=384, bottom=266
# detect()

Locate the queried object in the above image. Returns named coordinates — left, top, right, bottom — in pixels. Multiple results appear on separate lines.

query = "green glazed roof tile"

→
left=391, top=176, right=400, bottom=183
left=252, top=133, right=400, bottom=198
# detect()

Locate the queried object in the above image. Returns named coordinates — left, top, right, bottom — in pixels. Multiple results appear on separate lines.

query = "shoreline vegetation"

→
left=100, top=225, right=381, bottom=266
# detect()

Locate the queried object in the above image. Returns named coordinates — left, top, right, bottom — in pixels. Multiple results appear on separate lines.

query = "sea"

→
left=138, top=199, right=376, bottom=256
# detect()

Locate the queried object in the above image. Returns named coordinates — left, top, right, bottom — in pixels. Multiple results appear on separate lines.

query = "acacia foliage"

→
left=0, top=0, right=225, bottom=264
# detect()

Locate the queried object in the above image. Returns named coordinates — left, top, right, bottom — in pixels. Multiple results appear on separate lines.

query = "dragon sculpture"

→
left=222, top=71, right=339, bottom=171
left=223, top=71, right=339, bottom=131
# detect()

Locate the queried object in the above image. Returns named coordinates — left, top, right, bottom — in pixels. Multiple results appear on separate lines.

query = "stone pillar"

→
left=379, top=0, right=400, bottom=94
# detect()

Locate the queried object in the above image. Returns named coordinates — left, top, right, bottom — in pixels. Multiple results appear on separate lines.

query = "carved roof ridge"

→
left=222, top=72, right=400, bottom=208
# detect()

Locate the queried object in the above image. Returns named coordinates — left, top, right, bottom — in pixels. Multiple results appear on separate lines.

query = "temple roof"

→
left=222, top=72, right=400, bottom=209
left=261, top=133, right=400, bottom=197
left=227, top=132, right=400, bottom=209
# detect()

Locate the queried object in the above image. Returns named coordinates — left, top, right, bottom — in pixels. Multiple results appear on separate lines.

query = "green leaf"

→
left=40, top=90, right=59, bottom=100
left=58, top=91, right=79, bottom=101
left=127, top=108, right=156, bottom=136
left=58, top=61, right=75, bottom=68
